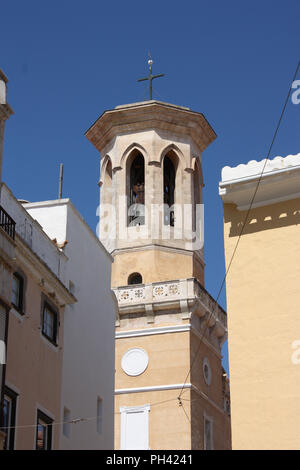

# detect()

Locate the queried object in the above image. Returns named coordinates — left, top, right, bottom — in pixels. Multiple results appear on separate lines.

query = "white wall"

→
left=25, top=199, right=115, bottom=449
left=0, top=184, right=67, bottom=284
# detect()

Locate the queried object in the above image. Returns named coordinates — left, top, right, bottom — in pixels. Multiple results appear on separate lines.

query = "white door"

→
left=121, top=405, right=150, bottom=450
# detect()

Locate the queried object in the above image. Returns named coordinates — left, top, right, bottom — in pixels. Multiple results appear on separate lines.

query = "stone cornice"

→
left=113, top=277, right=227, bottom=350
left=111, top=243, right=205, bottom=266
left=219, top=153, right=300, bottom=210
left=221, top=154, right=300, bottom=182
left=85, top=100, right=216, bottom=154
left=115, top=382, right=192, bottom=395
left=115, top=323, right=222, bottom=358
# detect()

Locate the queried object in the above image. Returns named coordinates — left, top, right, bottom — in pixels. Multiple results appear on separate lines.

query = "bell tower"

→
left=86, top=100, right=231, bottom=450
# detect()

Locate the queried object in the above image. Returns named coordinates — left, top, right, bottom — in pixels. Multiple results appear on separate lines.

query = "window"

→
left=42, top=302, right=58, bottom=345
left=121, top=405, right=150, bottom=450
left=128, top=152, right=145, bottom=226
left=163, top=154, right=176, bottom=226
left=103, top=158, right=112, bottom=206
left=97, top=397, right=103, bottom=434
left=100, top=157, right=114, bottom=240
left=63, top=408, right=70, bottom=438
left=2, top=387, right=18, bottom=450
left=203, top=357, right=212, bottom=386
left=204, top=416, right=213, bottom=450
left=11, top=272, right=24, bottom=313
left=128, top=273, right=142, bottom=285
left=193, top=159, right=202, bottom=232
left=36, top=410, right=53, bottom=450
left=0, top=305, right=8, bottom=395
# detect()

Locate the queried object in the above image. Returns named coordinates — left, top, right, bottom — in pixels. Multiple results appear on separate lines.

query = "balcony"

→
left=0, top=205, right=15, bottom=240
left=0, top=205, right=15, bottom=305
left=113, top=277, right=227, bottom=336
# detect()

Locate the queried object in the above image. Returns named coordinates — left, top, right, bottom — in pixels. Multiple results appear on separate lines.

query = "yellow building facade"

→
left=219, top=153, right=300, bottom=449
left=86, top=100, right=231, bottom=449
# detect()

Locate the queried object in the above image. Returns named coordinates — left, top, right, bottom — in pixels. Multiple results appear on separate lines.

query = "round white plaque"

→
left=121, top=348, right=149, bottom=376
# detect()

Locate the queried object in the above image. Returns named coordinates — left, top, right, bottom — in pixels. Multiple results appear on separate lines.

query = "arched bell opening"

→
left=163, top=151, right=178, bottom=227
left=193, top=159, right=202, bottom=232
left=126, top=151, right=145, bottom=226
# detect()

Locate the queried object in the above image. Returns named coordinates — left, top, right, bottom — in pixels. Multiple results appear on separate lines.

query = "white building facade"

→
left=25, top=199, right=115, bottom=449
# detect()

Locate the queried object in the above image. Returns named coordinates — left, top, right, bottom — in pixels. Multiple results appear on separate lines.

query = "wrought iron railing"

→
left=0, top=205, right=15, bottom=240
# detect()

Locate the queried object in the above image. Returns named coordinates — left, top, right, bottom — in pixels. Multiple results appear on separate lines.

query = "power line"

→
left=0, top=416, right=97, bottom=432
left=178, top=59, right=300, bottom=400
left=179, top=400, right=191, bottom=424
left=1, top=397, right=178, bottom=432
left=114, top=397, right=178, bottom=415
left=152, top=85, right=170, bottom=102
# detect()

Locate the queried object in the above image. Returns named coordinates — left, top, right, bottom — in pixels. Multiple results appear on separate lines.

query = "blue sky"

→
left=2, top=0, right=300, bottom=373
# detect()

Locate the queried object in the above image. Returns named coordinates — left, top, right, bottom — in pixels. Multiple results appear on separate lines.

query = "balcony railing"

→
left=113, top=277, right=227, bottom=330
left=0, top=205, right=16, bottom=240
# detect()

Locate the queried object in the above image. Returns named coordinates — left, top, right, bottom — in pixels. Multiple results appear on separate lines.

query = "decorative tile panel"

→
left=118, top=286, right=146, bottom=304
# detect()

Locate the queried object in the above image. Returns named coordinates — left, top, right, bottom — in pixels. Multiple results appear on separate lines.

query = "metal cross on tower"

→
left=137, top=56, right=165, bottom=100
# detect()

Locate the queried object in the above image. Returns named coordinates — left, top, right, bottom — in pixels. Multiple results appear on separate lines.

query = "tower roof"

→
left=85, top=100, right=217, bottom=153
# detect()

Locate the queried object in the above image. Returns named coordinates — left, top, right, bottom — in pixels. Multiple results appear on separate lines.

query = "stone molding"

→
left=115, top=323, right=222, bottom=358
left=221, top=154, right=300, bottom=182
left=113, top=277, right=227, bottom=349
left=85, top=100, right=216, bottom=154
left=115, top=382, right=227, bottom=417
left=115, top=382, right=192, bottom=394
left=219, top=153, right=300, bottom=210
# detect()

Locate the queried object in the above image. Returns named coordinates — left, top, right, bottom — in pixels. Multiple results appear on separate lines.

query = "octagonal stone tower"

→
left=86, top=100, right=231, bottom=450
